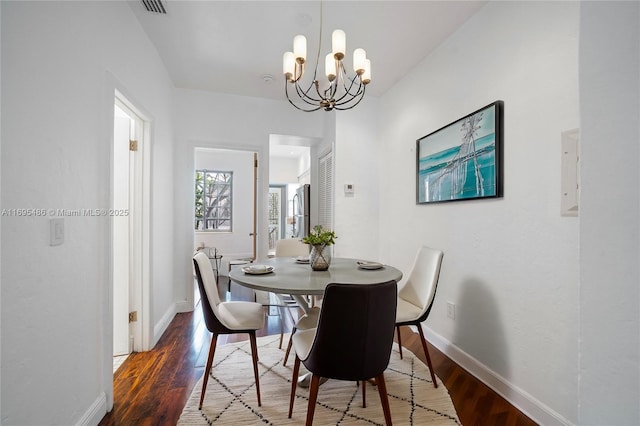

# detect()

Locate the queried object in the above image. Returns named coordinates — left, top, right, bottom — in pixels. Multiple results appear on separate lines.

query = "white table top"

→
left=228, top=257, right=403, bottom=295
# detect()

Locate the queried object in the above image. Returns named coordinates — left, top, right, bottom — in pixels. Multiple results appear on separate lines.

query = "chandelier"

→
left=282, top=3, right=371, bottom=112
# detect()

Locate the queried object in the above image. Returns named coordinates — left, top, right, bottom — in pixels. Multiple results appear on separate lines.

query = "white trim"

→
left=102, top=72, right=155, bottom=412
left=175, top=300, right=192, bottom=314
left=153, top=304, right=177, bottom=347
left=185, top=141, right=267, bottom=313
left=423, top=325, right=575, bottom=426
left=75, top=392, right=107, bottom=426
left=114, top=89, right=153, bottom=352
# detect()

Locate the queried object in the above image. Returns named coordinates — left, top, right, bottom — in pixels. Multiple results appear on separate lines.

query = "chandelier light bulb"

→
left=353, top=48, right=366, bottom=75
left=361, top=59, right=371, bottom=85
left=283, top=52, right=295, bottom=82
left=325, top=53, right=336, bottom=81
left=293, top=35, right=307, bottom=64
left=332, top=29, right=346, bottom=60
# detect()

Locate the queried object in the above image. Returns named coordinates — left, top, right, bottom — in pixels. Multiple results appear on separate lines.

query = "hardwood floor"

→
left=99, top=279, right=537, bottom=425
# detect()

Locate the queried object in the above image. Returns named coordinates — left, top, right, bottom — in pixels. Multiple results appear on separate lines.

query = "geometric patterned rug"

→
left=178, top=334, right=461, bottom=425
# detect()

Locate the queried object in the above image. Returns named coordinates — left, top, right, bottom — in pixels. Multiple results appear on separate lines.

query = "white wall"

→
left=173, top=89, right=326, bottom=311
left=1, top=2, right=175, bottom=424
left=579, top=2, right=640, bottom=424
left=333, top=99, right=381, bottom=261
left=376, top=2, right=580, bottom=424
left=269, top=156, right=300, bottom=183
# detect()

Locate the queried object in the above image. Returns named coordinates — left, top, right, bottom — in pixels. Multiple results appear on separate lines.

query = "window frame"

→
left=195, top=169, right=233, bottom=232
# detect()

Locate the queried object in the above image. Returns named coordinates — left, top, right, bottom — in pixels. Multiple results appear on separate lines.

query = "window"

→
left=195, top=170, right=233, bottom=231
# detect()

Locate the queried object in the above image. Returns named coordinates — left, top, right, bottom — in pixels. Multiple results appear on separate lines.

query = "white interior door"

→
left=113, top=108, right=132, bottom=356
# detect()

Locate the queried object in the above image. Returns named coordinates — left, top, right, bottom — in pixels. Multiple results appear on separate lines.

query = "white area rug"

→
left=179, top=334, right=461, bottom=425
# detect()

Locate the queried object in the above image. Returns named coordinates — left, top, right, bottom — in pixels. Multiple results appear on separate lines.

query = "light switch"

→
left=561, top=129, right=579, bottom=217
left=50, top=218, right=64, bottom=246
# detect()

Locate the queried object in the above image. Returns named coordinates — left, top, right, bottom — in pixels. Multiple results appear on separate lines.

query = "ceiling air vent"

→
left=142, top=0, right=167, bottom=14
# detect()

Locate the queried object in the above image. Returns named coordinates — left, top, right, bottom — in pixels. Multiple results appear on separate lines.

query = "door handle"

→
left=249, top=233, right=255, bottom=236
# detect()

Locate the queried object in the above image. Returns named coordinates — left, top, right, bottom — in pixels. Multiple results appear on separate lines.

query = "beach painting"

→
left=416, top=101, right=503, bottom=204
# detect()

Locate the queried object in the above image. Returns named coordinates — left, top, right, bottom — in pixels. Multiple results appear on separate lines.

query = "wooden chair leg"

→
left=305, top=374, right=321, bottom=426
left=249, top=332, right=262, bottom=406
left=417, top=324, right=438, bottom=388
left=199, top=333, right=218, bottom=409
left=375, top=373, right=393, bottom=426
left=396, top=326, right=403, bottom=359
left=288, top=356, right=301, bottom=418
left=283, top=331, right=294, bottom=366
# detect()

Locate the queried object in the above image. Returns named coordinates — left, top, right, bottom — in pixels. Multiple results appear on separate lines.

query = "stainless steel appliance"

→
left=292, top=184, right=310, bottom=239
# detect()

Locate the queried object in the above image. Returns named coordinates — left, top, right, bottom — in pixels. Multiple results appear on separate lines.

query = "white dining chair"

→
left=263, top=238, right=311, bottom=349
left=193, top=251, right=265, bottom=408
left=395, top=245, right=444, bottom=388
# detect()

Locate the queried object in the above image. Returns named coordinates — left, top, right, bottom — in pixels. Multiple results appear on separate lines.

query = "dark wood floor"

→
left=99, top=279, right=537, bottom=425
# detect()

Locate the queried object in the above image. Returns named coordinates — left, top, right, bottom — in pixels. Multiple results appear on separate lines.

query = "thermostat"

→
left=344, top=184, right=354, bottom=195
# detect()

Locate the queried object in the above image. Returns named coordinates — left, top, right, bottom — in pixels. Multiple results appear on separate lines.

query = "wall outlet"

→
left=447, top=302, right=456, bottom=320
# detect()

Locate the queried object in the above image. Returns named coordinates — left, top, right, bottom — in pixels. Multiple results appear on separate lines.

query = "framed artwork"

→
left=416, top=100, right=504, bottom=204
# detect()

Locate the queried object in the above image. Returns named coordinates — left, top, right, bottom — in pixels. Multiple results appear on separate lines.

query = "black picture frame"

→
left=416, top=100, right=504, bottom=204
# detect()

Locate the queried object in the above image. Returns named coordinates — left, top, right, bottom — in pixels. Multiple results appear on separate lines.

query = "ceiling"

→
left=129, top=1, right=487, bottom=102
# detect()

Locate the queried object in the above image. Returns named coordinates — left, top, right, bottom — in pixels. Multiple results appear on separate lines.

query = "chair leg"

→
left=283, top=330, right=294, bottom=366
left=278, top=306, right=285, bottom=349
left=396, top=326, right=403, bottom=360
left=417, top=324, right=438, bottom=388
left=362, top=379, right=366, bottom=408
left=199, top=333, right=218, bottom=409
left=288, top=356, right=301, bottom=418
left=249, top=331, right=262, bottom=406
left=375, top=373, right=393, bottom=426
left=305, top=374, right=322, bottom=426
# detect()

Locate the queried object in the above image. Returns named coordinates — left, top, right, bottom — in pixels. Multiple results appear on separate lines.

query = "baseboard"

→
left=153, top=304, right=177, bottom=347
left=423, top=326, right=574, bottom=426
left=76, top=392, right=107, bottom=426
left=175, top=299, right=192, bottom=313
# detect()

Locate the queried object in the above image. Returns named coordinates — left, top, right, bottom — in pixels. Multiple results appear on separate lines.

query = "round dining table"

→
left=230, top=256, right=403, bottom=387
left=229, top=257, right=403, bottom=313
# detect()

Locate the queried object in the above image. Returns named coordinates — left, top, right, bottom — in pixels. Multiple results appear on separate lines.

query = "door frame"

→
left=103, top=76, right=152, bottom=410
left=113, top=94, right=149, bottom=354
left=187, top=142, right=267, bottom=311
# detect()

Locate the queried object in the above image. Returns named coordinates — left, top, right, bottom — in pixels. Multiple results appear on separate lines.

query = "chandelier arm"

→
left=334, top=88, right=366, bottom=110
left=334, top=84, right=366, bottom=109
left=333, top=87, right=364, bottom=107
left=288, top=78, right=326, bottom=109
left=336, top=62, right=364, bottom=98
left=294, top=81, right=325, bottom=105
left=320, top=79, right=338, bottom=102
left=332, top=75, right=364, bottom=106
left=285, top=81, right=323, bottom=112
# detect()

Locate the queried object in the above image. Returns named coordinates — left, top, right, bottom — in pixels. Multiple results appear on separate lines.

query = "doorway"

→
left=112, top=95, right=149, bottom=370
left=194, top=148, right=257, bottom=290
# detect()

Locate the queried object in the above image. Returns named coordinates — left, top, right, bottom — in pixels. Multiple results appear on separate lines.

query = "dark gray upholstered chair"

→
left=193, top=252, right=265, bottom=408
left=394, top=245, right=443, bottom=388
left=288, top=280, right=398, bottom=425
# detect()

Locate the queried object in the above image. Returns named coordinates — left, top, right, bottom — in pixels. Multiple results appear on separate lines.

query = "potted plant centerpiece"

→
left=302, top=225, right=337, bottom=271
